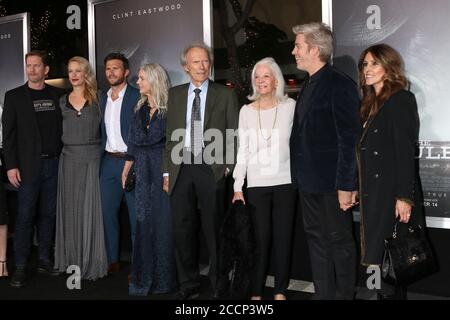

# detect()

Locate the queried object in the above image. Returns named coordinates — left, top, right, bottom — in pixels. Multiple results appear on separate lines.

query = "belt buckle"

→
left=107, top=151, right=125, bottom=158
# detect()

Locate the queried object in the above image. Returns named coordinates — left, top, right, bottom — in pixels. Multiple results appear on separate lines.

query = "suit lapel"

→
left=296, top=80, right=315, bottom=130
left=296, top=65, right=331, bottom=130
left=21, top=84, right=43, bottom=143
left=359, top=101, right=387, bottom=144
left=22, top=84, right=39, bottom=127
left=100, top=90, right=107, bottom=132
left=359, top=116, right=374, bottom=144
left=121, top=85, right=133, bottom=137
left=99, top=90, right=107, bottom=115
left=203, top=81, right=216, bottom=131
left=176, top=85, right=189, bottom=132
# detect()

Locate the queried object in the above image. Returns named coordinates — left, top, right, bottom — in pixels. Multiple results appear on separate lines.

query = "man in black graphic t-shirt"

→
left=2, top=50, right=64, bottom=288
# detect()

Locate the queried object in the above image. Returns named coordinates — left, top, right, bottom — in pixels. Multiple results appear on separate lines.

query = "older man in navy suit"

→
left=99, top=53, right=140, bottom=273
left=290, top=23, right=360, bottom=299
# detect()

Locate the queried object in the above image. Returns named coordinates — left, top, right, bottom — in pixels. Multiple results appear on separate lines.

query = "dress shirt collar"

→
left=188, top=79, right=209, bottom=95
left=107, top=83, right=128, bottom=100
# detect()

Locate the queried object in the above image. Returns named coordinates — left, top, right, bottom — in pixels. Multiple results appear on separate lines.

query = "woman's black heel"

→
left=0, top=260, right=8, bottom=278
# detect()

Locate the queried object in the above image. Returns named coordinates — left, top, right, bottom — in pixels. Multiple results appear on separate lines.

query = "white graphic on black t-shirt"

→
left=33, top=99, right=56, bottom=112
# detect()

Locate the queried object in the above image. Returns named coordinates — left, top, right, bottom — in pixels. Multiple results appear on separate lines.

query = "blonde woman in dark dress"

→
left=122, top=63, right=176, bottom=296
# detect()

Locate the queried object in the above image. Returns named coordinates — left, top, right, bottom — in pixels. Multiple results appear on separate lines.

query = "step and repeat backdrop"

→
left=0, top=13, right=29, bottom=109
left=88, top=0, right=212, bottom=90
left=0, top=13, right=29, bottom=148
left=323, top=0, right=450, bottom=228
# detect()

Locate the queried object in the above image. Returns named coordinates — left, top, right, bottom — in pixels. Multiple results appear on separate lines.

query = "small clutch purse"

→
left=381, top=221, right=437, bottom=285
left=124, top=165, right=136, bottom=192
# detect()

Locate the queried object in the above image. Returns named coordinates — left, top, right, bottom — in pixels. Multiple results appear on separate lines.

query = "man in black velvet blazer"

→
left=290, top=23, right=360, bottom=299
left=2, top=51, right=64, bottom=288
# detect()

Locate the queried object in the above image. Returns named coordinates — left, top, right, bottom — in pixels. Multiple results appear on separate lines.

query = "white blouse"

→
left=233, top=97, right=296, bottom=192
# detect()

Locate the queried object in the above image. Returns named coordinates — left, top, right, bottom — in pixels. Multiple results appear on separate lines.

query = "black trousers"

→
left=247, top=184, right=297, bottom=296
left=170, top=163, right=225, bottom=291
left=0, top=165, right=7, bottom=225
left=299, top=191, right=356, bottom=299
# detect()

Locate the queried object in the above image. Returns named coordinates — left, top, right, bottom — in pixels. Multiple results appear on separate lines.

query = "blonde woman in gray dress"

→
left=54, top=56, right=108, bottom=280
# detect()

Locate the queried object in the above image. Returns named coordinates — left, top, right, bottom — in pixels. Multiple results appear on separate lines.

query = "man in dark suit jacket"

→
left=162, top=43, right=239, bottom=299
left=99, top=53, right=140, bottom=273
left=2, top=50, right=64, bottom=287
left=290, top=23, right=360, bottom=299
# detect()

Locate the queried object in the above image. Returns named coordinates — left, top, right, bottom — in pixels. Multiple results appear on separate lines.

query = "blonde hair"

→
left=68, top=56, right=98, bottom=105
left=135, top=63, right=170, bottom=114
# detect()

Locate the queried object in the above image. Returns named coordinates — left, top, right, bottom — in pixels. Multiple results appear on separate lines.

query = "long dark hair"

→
left=358, top=44, right=408, bottom=122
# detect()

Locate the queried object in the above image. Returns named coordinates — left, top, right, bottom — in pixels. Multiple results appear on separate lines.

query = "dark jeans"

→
left=300, top=191, right=357, bottom=300
left=14, top=158, right=59, bottom=267
left=100, top=154, right=136, bottom=264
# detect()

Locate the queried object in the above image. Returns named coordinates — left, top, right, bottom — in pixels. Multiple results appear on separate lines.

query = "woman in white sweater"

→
left=232, top=57, right=296, bottom=300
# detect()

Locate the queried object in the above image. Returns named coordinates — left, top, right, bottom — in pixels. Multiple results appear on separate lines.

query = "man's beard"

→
left=108, top=76, right=125, bottom=86
left=28, top=76, right=45, bottom=83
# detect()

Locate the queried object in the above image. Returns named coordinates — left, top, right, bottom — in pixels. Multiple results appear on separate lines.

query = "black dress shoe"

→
left=377, top=286, right=407, bottom=300
left=108, top=262, right=121, bottom=274
left=377, top=293, right=395, bottom=300
left=210, top=287, right=228, bottom=300
left=10, top=268, right=27, bottom=288
left=176, top=287, right=200, bottom=300
left=0, top=260, right=8, bottom=279
left=37, top=260, right=61, bottom=276
left=394, top=286, right=407, bottom=300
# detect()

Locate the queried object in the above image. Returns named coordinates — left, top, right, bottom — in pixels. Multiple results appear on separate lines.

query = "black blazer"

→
left=2, top=83, right=64, bottom=182
left=290, top=64, right=361, bottom=193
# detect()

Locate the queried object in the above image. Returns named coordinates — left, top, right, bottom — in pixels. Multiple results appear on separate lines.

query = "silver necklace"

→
left=258, top=100, right=278, bottom=145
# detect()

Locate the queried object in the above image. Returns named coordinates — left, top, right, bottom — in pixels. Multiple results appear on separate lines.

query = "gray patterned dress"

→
left=54, top=94, right=108, bottom=280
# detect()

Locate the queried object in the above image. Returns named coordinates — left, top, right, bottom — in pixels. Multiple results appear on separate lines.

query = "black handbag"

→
left=217, top=200, right=256, bottom=299
left=381, top=220, right=437, bottom=285
left=124, top=164, right=136, bottom=192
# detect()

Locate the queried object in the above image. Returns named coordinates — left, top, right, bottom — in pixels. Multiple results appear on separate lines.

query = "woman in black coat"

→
left=356, top=44, right=424, bottom=299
